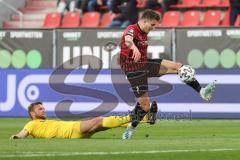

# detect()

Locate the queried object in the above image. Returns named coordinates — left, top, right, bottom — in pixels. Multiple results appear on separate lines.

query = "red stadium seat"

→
left=137, top=0, right=147, bottom=8
left=161, top=11, right=181, bottom=27
left=202, top=10, right=221, bottom=26
left=222, top=10, right=230, bottom=26
left=234, top=15, right=240, bottom=26
left=81, top=12, right=100, bottom=27
left=62, top=12, right=80, bottom=28
left=43, top=12, right=61, bottom=28
left=181, top=0, right=201, bottom=6
left=100, top=12, right=116, bottom=27
left=171, top=0, right=201, bottom=9
left=202, top=0, right=221, bottom=7
left=222, top=0, right=230, bottom=7
left=182, top=10, right=201, bottom=27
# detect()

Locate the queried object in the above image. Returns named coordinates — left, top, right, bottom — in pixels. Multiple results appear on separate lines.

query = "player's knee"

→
left=83, top=117, right=103, bottom=134
left=174, top=62, right=183, bottom=70
left=94, top=117, right=104, bottom=128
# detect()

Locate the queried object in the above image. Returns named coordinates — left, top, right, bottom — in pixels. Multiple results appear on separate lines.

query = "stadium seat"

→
left=161, top=11, right=181, bottom=27
left=81, top=12, right=100, bottom=27
left=222, top=0, right=230, bottom=7
left=234, top=15, right=240, bottom=26
left=43, top=12, right=61, bottom=28
left=202, top=10, right=221, bottom=27
left=180, top=0, right=201, bottom=7
left=100, top=12, right=116, bottom=27
left=202, top=0, right=221, bottom=7
left=62, top=12, right=80, bottom=28
left=137, top=0, right=147, bottom=9
left=171, top=0, right=201, bottom=9
left=222, top=10, right=230, bottom=26
left=182, top=10, right=201, bottom=27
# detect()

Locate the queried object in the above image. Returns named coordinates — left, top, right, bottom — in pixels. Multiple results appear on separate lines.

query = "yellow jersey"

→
left=23, top=119, right=82, bottom=138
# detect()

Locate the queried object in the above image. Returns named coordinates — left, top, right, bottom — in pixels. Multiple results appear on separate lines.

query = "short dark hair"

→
left=141, top=9, right=161, bottom=21
left=28, top=102, right=42, bottom=119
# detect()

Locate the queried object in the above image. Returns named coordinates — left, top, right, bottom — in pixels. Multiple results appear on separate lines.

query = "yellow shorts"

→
left=70, top=121, right=83, bottom=138
left=70, top=121, right=92, bottom=138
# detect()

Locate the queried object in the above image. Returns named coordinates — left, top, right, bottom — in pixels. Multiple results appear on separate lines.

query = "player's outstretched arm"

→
left=10, top=129, right=29, bottom=140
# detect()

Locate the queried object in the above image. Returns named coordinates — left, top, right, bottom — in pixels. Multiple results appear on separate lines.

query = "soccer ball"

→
left=178, top=65, right=195, bottom=82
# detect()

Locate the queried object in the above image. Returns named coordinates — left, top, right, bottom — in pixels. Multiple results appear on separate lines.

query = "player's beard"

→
left=36, top=114, right=46, bottom=120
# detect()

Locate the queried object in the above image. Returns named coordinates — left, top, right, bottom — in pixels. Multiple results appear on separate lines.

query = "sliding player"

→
left=10, top=102, right=134, bottom=139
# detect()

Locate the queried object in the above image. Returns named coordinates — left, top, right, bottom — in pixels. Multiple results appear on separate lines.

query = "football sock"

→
left=102, top=116, right=131, bottom=128
left=186, top=79, right=202, bottom=93
left=120, top=116, right=149, bottom=127
left=142, top=115, right=149, bottom=122
left=131, top=109, right=148, bottom=128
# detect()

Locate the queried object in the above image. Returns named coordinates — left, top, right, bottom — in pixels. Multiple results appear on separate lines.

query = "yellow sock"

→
left=102, top=116, right=131, bottom=128
left=120, top=115, right=149, bottom=127
left=142, top=114, right=149, bottom=123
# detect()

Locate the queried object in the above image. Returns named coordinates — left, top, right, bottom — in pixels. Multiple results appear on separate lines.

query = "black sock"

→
left=131, top=103, right=148, bottom=128
left=139, top=110, right=148, bottom=121
left=131, top=110, right=148, bottom=127
left=131, top=117, right=139, bottom=128
left=186, top=79, right=202, bottom=93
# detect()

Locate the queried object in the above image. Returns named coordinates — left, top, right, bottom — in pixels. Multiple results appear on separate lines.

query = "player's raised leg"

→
left=159, top=59, right=216, bottom=101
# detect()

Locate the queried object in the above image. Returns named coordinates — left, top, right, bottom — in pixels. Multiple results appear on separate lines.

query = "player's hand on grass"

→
left=132, top=46, right=141, bottom=62
left=10, top=129, right=28, bottom=139
left=10, top=135, right=18, bottom=140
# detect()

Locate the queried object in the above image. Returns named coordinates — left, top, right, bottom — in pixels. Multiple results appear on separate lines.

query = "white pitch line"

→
left=0, top=148, right=239, bottom=158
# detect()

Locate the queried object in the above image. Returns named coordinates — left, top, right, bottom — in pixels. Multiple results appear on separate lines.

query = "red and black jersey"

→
left=120, top=23, right=148, bottom=72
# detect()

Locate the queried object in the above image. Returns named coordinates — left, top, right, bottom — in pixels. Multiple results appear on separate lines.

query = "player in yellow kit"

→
left=10, top=102, right=132, bottom=139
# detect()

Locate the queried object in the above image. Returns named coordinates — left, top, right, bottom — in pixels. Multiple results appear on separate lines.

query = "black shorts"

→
left=125, top=59, right=163, bottom=98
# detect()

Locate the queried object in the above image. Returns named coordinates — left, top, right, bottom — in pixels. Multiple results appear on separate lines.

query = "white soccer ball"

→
left=178, top=65, right=195, bottom=82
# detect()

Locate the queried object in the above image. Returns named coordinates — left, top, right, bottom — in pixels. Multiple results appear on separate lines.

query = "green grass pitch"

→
left=1, top=118, right=240, bottom=160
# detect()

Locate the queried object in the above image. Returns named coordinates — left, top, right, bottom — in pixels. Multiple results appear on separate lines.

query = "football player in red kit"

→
left=120, top=9, right=216, bottom=139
